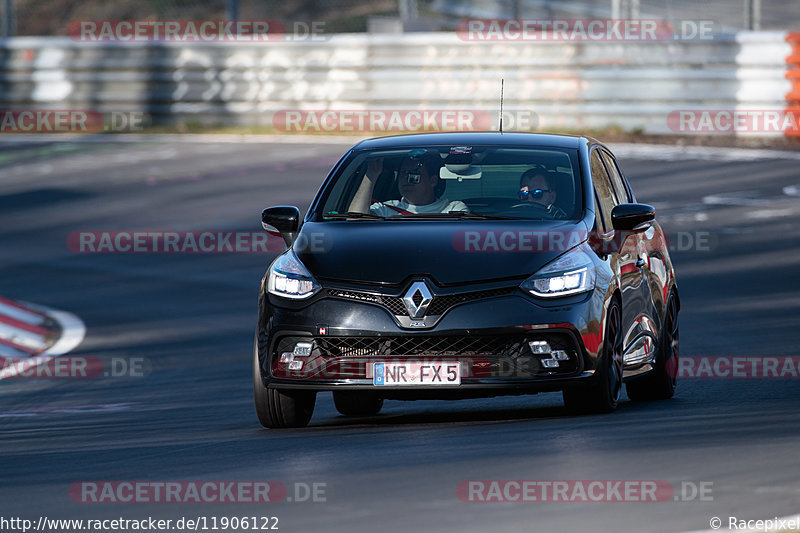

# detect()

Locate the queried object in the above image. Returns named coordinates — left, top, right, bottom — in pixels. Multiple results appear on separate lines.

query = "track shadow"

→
left=0, top=188, right=92, bottom=213
left=286, top=398, right=659, bottom=432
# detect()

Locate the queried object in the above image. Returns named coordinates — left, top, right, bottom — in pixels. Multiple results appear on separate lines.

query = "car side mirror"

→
left=262, top=206, right=300, bottom=247
left=611, top=203, right=655, bottom=231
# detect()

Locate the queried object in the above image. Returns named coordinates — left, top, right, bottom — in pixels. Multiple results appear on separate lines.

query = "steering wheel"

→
left=510, top=201, right=552, bottom=214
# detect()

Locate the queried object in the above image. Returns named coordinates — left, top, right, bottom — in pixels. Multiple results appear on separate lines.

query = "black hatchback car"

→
left=254, top=132, right=679, bottom=428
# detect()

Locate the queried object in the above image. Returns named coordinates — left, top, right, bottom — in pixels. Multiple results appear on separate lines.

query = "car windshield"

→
left=317, top=145, right=582, bottom=221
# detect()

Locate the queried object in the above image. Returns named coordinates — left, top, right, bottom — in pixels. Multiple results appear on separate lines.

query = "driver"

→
left=518, top=169, right=567, bottom=219
left=348, top=153, right=468, bottom=216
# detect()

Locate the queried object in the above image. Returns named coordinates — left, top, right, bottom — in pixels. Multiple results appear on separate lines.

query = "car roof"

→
left=352, top=132, right=587, bottom=150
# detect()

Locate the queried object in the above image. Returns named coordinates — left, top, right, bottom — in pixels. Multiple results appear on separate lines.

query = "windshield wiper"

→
left=397, top=212, right=517, bottom=220
left=323, top=211, right=386, bottom=220
left=445, top=211, right=517, bottom=220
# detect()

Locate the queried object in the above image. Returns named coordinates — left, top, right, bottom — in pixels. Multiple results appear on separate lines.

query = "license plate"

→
left=373, top=362, right=460, bottom=386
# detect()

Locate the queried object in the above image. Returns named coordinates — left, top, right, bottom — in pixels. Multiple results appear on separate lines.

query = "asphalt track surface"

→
left=1, top=136, right=799, bottom=533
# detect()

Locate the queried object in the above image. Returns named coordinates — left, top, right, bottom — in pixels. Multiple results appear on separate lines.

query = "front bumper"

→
left=257, top=284, right=604, bottom=395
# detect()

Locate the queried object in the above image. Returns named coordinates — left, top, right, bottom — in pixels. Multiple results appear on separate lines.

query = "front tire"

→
left=626, top=293, right=679, bottom=401
left=253, top=340, right=315, bottom=428
left=333, top=391, right=384, bottom=417
left=563, top=298, right=623, bottom=414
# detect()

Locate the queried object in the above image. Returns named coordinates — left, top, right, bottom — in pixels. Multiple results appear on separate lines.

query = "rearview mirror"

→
left=439, top=165, right=482, bottom=180
left=262, top=206, right=300, bottom=247
left=439, top=152, right=482, bottom=180
left=611, top=203, right=655, bottom=231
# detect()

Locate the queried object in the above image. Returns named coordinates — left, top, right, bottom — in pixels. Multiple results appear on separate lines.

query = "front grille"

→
left=427, top=288, right=516, bottom=315
left=326, top=289, right=407, bottom=315
left=271, top=332, right=582, bottom=379
left=381, top=296, right=408, bottom=315
left=311, top=335, right=530, bottom=358
left=327, top=286, right=516, bottom=318
left=327, top=289, right=380, bottom=304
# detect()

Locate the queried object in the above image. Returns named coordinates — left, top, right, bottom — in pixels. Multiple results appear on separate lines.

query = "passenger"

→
left=349, top=154, right=468, bottom=216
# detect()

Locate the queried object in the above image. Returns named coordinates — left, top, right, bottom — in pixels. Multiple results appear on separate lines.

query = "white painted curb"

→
left=0, top=304, right=86, bottom=381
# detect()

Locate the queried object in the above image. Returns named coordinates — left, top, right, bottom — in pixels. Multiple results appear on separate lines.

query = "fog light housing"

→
left=541, top=359, right=560, bottom=368
left=288, top=360, right=303, bottom=370
left=293, top=342, right=312, bottom=356
left=529, top=340, right=551, bottom=355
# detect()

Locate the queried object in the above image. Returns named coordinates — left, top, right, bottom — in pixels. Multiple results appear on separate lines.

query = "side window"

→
left=600, top=150, right=631, bottom=204
left=590, top=150, right=616, bottom=233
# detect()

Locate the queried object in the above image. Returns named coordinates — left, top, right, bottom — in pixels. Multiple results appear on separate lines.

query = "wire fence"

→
left=2, top=0, right=799, bottom=37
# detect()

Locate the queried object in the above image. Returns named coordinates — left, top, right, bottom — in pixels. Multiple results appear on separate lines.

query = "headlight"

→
left=267, top=250, right=321, bottom=300
left=521, top=242, right=596, bottom=298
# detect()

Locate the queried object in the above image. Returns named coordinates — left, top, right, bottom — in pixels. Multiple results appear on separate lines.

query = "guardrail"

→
left=0, top=31, right=793, bottom=135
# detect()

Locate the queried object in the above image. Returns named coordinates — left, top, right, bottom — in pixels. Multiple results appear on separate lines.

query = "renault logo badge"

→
left=402, top=281, right=433, bottom=319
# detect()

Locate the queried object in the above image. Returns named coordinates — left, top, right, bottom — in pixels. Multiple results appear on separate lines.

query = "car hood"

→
left=294, top=220, right=589, bottom=285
